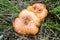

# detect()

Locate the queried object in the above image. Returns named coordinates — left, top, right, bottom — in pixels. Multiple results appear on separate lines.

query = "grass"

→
left=0, top=0, right=60, bottom=40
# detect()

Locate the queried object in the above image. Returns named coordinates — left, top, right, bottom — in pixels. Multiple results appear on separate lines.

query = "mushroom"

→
left=13, top=3, right=48, bottom=35
left=27, top=3, right=48, bottom=20
left=13, top=9, right=40, bottom=34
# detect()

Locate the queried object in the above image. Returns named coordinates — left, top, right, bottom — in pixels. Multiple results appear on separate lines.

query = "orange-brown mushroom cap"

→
left=27, top=3, right=48, bottom=20
left=13, top=9, right=40, bottom=35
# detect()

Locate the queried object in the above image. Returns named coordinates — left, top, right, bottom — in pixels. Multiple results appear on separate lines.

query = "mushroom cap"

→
left=13, top=9, right=40, bottom=34
left=19, top=9, right=40, bottom=26
left=27, top=3, right=48, bottom=20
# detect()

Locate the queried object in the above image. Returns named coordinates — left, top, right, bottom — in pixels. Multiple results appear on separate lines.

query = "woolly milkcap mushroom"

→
left=27, top=3, right=48, bottom=20
left=13, top=9, right=40, bottom=35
